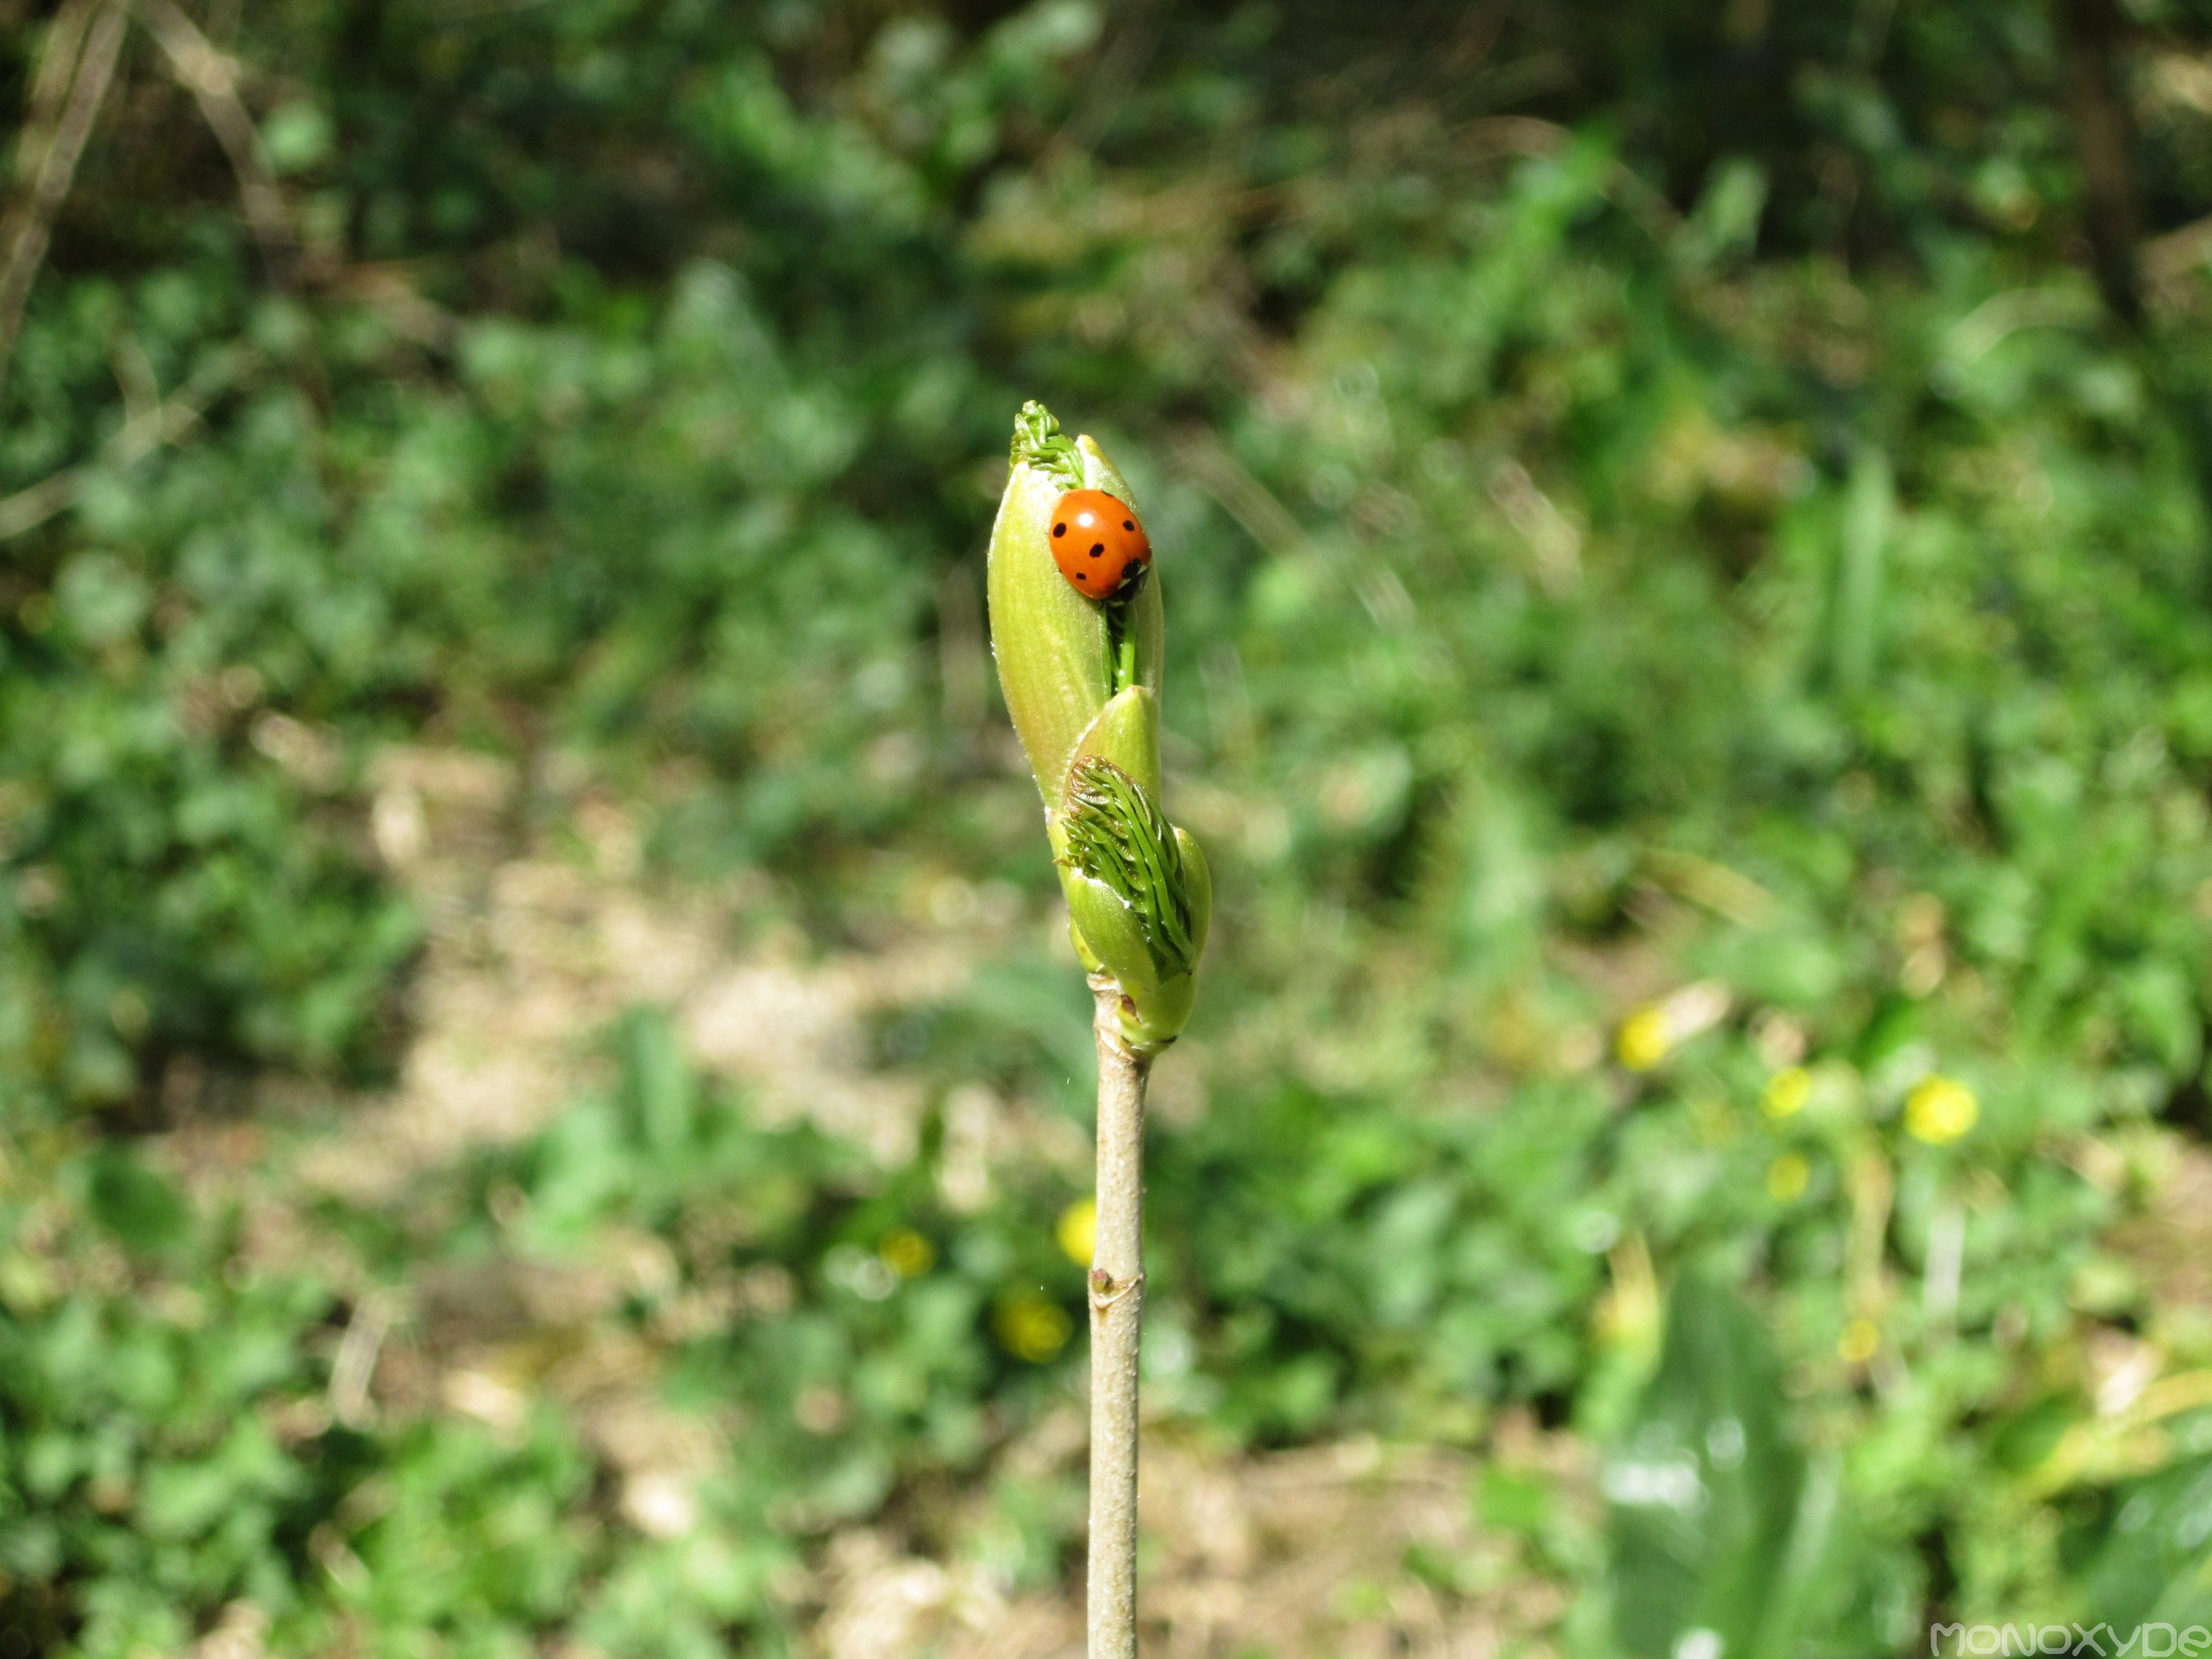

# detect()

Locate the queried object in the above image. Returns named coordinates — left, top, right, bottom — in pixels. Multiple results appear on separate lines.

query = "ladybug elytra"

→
left=1049, top=489, right=1152, bottom=599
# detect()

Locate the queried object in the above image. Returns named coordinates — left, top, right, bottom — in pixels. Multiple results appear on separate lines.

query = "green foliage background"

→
left=4, top=1, right=2212, bottom=1653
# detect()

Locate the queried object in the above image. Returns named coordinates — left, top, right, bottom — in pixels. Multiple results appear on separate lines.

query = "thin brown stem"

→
left=1086, top=973, right=1150, bottom=1659
left=2055, top=0, right=2143, bottom=328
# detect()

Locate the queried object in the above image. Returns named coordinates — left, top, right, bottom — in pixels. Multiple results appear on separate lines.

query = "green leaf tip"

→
left=1011, top=400, right=1084, bottom=492
left=1060, top=757, right=1199, bottom=981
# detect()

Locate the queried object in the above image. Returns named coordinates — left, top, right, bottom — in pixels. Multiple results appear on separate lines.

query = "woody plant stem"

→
left=1086, top=973, right=1149, bottom=1659
left=986, top=402, right=1208, bottom=1658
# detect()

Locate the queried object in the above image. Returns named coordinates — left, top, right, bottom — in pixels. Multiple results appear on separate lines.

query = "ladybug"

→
left=1049, top=489, right=1152, bottom=599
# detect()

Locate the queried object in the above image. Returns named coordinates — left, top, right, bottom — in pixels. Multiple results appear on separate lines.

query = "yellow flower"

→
left=878, top=1228, right=934, bottom=1279
left=995, top=1292, right=1074, bottom=1363
left=1766, top=1152, right=1810, bottom=1203
left=1905, top=1075, right=1978, bottom=1145
left=1616, top=1006, right=1671, bottom=1072
left=1057, top=1197, right=1097, bottom=1265
left=1838, top=1318, right=1880, bottom=1365
left=1762, top=1065, right=1812, bottom=1119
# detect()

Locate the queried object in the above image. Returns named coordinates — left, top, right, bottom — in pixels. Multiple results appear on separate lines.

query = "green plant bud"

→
left=989, top=403, right=1205, bottom=1053
left=1055, top=761, right=1211, bottom=1052
left=1062, top=758, right=1200, bottom=976
left=988, top=403, right=1164, bottom=804
left=1065, top=684, right=1161, bottom=802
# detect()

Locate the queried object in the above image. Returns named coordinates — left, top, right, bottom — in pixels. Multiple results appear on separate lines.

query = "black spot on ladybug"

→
left=1090, top=543, right=1105, bottom=557
left=1053, top=523, right=1066, bottom=537
left=1123, top=520, right=1135, bottom=531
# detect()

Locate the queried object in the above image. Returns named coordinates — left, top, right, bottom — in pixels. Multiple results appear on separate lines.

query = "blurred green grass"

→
left=4, top=1, right=2212, bottom=1654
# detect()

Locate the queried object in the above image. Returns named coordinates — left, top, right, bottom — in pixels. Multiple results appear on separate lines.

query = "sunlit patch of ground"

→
left=295, top=745, right=961, bottom=1197
left=2110, top=1143, right=2212, bottom=1315
left=818, top=1430, right=1576, bottom=1659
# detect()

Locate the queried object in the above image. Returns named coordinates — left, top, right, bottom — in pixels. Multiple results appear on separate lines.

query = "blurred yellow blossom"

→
left=1762, top=1065, right=1812, bottom=1119
left=1905, top=1076, right=1978, bottom=1144
left=995, top=1293, right=1073, bottom=1363
left=1057, top=1197, right=1097, bottom=1265
left=1615, top=983, right=1731, bottom=1071
left=1616, top=1006, right=1671, bottom=1071
left=878, top=1228, right=934, bottom=1278
left=1766, top=1152, right=1810, bottom=1202
left=1838, top=1318, right=1880, bottom=1364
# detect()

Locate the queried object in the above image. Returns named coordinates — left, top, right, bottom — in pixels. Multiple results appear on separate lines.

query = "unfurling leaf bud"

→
left=988, top=402, right=1207, bottom=1054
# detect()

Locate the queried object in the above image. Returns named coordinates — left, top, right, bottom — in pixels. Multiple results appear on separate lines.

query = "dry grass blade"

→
left=134, top=0, right=297, bottom=277
left=0, top=344, right=252, bottom=540
left=13, top=0, right=100, bottom=187
left=0, top=0, right=128, bottom=400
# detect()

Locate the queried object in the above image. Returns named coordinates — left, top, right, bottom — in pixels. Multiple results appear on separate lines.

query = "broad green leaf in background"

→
left=2086, top=1451, right=2212, bottom=1635
left=1606, top=1276, right=1917, bottom=1659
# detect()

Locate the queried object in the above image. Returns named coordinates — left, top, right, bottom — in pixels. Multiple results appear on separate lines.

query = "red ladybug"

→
left=1049, top=489, right=1152, bottom=599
